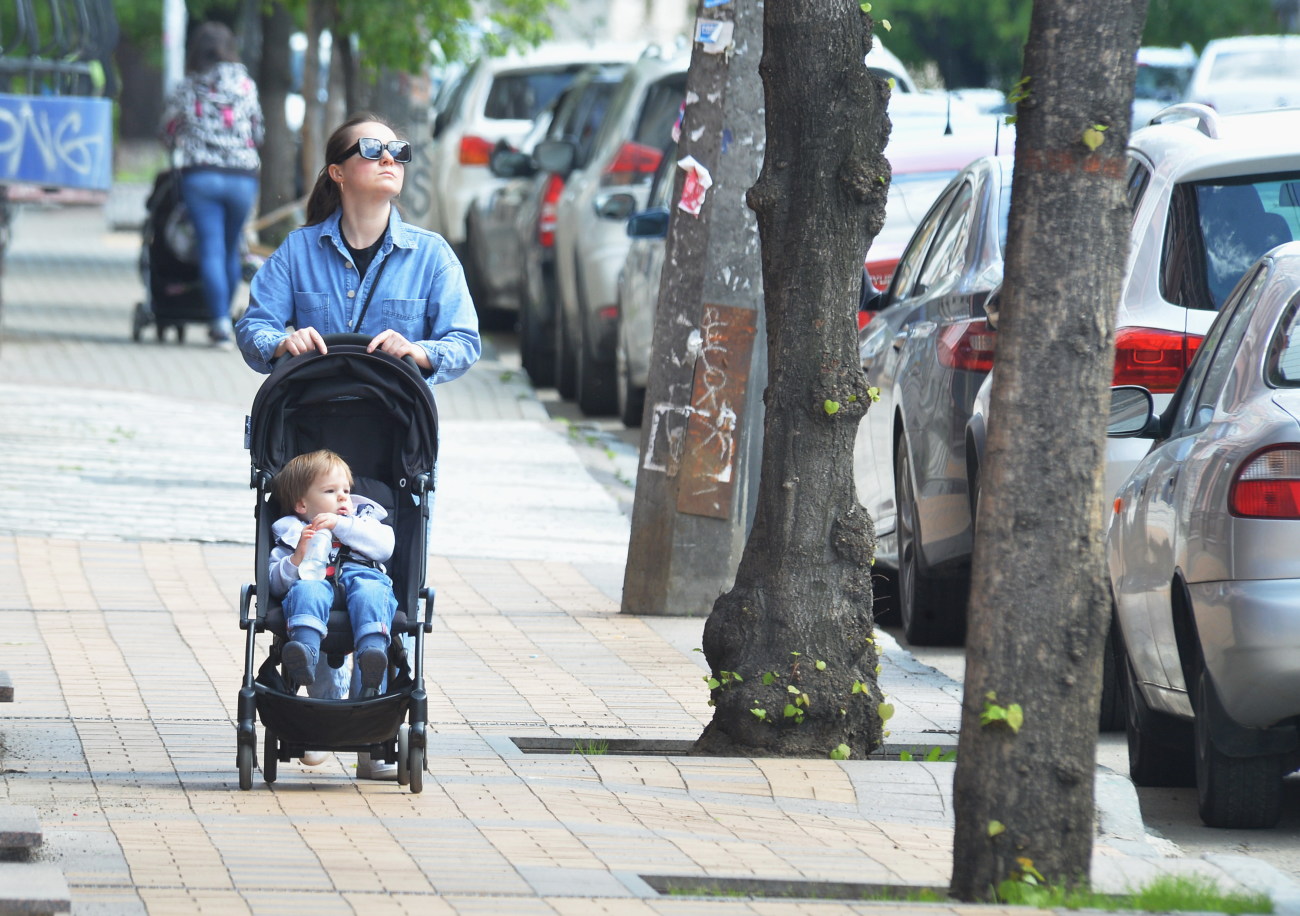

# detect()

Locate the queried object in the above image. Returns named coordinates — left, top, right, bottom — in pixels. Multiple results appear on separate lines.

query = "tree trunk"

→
left=257, top=3, right=297, bottom=225
left=697, top=0, right=890, bottom=758
left=949, top=0, right=1146, bottom=899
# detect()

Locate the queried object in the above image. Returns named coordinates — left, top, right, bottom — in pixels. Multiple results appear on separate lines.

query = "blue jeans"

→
left=283, top=564, right=397, bottom=647
left=178, top=169, right=257, bottom=331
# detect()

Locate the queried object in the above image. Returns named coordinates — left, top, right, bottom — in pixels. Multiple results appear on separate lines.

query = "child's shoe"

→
left=282, top=640, right=317, bottom=686
left=356, top=645, right=388, bottom=695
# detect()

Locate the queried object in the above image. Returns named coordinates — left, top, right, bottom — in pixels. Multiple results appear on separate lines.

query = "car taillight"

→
left=1112, top=327, right=1204, bottom=393
left=459, top=135, right=495, bottom=166
left=602, top=141, right=662, bottom=186
left=538, top=173, right=565, bottom=248
left=936, top=319, right=996, bottom=371
left=1230, top=446, right=1300, bottom=519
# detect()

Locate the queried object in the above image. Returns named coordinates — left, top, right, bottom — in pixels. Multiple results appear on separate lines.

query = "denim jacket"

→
left=236, top=207, right=481, bottom=386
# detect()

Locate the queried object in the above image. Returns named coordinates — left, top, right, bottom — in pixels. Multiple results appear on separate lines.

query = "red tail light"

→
left=537, top=173, right=565, bottom=248
left=1230, top=446, right=1300, bottom=518
left=602, top=141, right=662, bottom=186
left=1112, top=327, right=1204, bottom=393
left=937, top=319, right=997, bottom=371
left=459, top=135, right=495, bottom=166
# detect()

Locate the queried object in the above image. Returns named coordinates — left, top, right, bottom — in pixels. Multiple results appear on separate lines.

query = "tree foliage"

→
left=871, top=0, right=1279, bottom=90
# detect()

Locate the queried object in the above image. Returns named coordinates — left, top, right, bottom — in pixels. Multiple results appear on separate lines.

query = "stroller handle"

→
left=272, top=333, right=422, bottom=373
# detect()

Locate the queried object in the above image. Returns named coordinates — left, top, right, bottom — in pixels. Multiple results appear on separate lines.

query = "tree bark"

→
left=697, top=0, right=890, bottom=758
left=949, top=0, right=1146, bottom=899
left=257, top=3, right=297, bottom=223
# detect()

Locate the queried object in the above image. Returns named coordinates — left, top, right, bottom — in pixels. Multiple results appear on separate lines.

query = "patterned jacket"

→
left=161, top=61, right=263, bottom=173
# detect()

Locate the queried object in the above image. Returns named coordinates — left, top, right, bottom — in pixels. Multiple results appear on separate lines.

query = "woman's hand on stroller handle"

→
left=366, top=329, right=431, bottom=371
left=274, top=327, right=329, bottom=360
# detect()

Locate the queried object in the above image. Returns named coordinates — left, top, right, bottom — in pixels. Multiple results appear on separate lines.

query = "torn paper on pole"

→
left=693, top=18, right=734, bottom=54
left=676, top=156, right=713, bottom=217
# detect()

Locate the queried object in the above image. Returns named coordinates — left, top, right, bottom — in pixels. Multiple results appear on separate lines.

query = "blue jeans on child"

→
left=283, top=564, right=397, bottom=652
left=178, top=168, right=258, bottom=336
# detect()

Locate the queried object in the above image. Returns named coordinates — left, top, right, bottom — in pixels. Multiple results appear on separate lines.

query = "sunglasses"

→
left=336, top=137, right=413, bottom=164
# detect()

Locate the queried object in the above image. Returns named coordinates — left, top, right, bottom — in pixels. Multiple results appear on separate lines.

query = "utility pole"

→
left=162, top=0, right=187, bottom=96
left=621, top=0, right=766, bottom=618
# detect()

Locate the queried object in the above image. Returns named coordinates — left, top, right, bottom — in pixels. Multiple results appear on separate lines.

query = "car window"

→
left=648, top=139, right=679, bottom=209
left=1169, top=263, right=1269, bottom=435
left=914, top=180, right=974, bottom=294
left=632, top=74, right=688, bottom=148
left=570, top=82, right=620, bottom=166
left=1267, top=296, right=1300, bottom=387
left=433, top=66, right=475, bottom=136
left=1161, top=172, right=1300, bottom=312
left=888, top=185, right=958, bottom=304
left=484, top=67, right=581, bottom=121
left=1125, top=158, right=1151, bottom=217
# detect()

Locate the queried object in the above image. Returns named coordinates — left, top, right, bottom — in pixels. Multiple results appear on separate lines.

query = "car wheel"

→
left=1194, top=669, right=1284, bottom=828
left=616, top=333, right=646, bottom=428
left=576, top=316, right=617, bottom=416
left=555, top=303, right=577, bottom=399
left=1098, top=614, right=1125, bottom=732
left=520, top=288, right=555, bottom=389
left=1123, top=649, right=1195, bottom=787
left=894, top=444, right=966, bottom=646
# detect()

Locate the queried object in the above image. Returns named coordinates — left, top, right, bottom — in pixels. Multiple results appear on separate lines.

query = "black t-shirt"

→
left=344, top=233, right=384, bottom=280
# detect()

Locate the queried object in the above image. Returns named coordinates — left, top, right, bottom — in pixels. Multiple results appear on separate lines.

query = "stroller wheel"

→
left=131, top=303, right=150, bottom=343
left=408, top=743, right=424, bottom=795
left=237, top=743, right=254, bottom=791
left=263, top=729, right=278, bottom=784
left=397, top=724, right=410, bottom=786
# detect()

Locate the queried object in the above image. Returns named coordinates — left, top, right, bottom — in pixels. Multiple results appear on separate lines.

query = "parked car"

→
left=462, top=98, right=559, bottom=322
left=614, top=139, right=677, bottom=427
left=423, top=42, right=641, bottom=320
left=537, top=44, right=690, bottom=413
left=1183, top=34, right=1300, bottom=114
left=866, top=39, right=918, bottom=94
left=853, top=154, right=1014, bottom=646
left=1106, top=240, right=1300, bottom=828
left=865, top=100, right=1011, bottom=302
left=1131, top=44, right=1197, bottom=130
left=514, top=62, right=634, bottom=388
left=968, top=105, right=1300, bottom=528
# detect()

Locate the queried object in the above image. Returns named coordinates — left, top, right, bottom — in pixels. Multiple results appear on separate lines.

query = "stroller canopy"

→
left=248, top=339, right=439, bottom=486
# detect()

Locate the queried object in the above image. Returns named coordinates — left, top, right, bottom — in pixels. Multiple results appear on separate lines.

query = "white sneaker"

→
left=356, top=751, right=397, bottom=780
left=301, top=750, right=330, bottom=767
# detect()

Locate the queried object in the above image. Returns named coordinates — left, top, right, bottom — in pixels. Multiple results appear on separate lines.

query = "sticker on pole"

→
left=694, top=18, right=734, bottom=54
left=676, top=155, right=713, bottom=217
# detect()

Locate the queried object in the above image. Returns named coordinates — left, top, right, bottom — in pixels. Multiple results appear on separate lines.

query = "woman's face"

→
left=330, top=121, right=405, bottom=201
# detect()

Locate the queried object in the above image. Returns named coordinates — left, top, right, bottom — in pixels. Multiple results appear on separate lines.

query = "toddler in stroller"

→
left=236, top=334, right=438, bottom=793
left=270, top=449, right=396, bottom=697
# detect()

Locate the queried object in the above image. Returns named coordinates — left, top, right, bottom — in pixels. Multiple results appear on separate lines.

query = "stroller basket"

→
left=254, top=686, right=411, bottom=749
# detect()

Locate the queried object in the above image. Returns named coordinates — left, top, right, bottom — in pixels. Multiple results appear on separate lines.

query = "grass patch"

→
left=570, top=740, right=609, bottom=756
left=643, top=874, right=1272, bottom=913
left=1001, top=874, right=1272, bottom=913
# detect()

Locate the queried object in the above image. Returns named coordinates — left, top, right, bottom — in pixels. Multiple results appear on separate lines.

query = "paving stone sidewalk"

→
left=1, top=200, right=1298, bottom=915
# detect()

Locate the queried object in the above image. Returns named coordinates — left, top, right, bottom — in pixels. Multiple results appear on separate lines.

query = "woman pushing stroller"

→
left=236, top=113, right=479, bottom=780
left=236, top=112, right=480, bottom=380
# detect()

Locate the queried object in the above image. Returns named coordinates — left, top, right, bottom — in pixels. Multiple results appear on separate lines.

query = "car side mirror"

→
left=489, top=148, right=535, bottom=179
left=595, top=192, right=638, bottom=221
left=1108, top=385, right=1157, bottom=437
left=533, top=139, right=576, bottom=177
left=626, top=207, right=670, bottom=238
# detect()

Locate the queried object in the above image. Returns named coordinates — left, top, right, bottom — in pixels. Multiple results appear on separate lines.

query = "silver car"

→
left=1107, top=240, right=1300, bottom=829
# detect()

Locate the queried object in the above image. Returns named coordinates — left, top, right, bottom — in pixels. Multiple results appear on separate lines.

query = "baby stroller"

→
left=131, top=169, right=209, bottom=343
left=236, top=334, right=438, bottom=793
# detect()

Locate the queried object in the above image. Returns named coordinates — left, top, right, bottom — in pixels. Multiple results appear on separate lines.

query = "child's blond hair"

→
left=273, top=450, right=353, bottom=514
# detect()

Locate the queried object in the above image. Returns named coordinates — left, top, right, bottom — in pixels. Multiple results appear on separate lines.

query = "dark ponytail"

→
left=304, top=112, right=402, bottom=226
